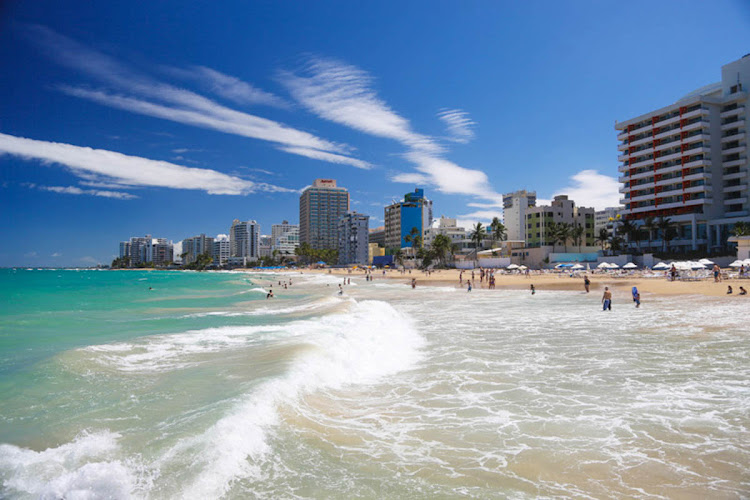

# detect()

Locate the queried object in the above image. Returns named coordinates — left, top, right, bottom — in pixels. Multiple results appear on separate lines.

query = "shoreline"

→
left=292, top=267, right=750, bottom=299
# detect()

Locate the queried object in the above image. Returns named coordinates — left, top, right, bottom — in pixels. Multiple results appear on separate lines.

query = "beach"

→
left=0, top=268, right=748, bottom=498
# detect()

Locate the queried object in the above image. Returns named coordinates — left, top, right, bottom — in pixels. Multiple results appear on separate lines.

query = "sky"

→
left=1, top=1, right=750, bottom=267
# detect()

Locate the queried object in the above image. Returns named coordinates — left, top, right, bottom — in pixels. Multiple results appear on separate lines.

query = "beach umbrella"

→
left=743, top=259, right=750, bottom=265
left=596, top=262, right=610, bottom=269
left=729, top=260, right=744, bottom=267
left=689, top=261, right=706, bottom=270
left=507, top=264, right=519, bottom=269
left=653, top=262, right=669, bottom=270
left=608, top=263, right=620, bottom=269
left=571, top=264, right=584, bottom=270
left=519, top=265, right=528, bottom=270
left=698, top=258, right=714, bottom=265
left=623, top=263, right=637, bottom=269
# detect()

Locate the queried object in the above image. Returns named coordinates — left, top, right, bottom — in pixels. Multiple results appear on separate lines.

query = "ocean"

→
left=0, top=268, right=748, bottom=499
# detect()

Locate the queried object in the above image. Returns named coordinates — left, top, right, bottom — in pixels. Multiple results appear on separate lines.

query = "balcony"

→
left=722, top=144, right=747, bottom=156
left=723, top=169, right=748, bottom=181
left=721, top=132, right=745, bottom=143
left=722, top=184, right=747, bottom=193
left=724, top=196, right=748, bottom=205
left=721, top=119, right=745, bottom=131
left=720, top=105, right=745, bottom=119
left=725, top=210, right=749, bottom=217
left=723, top=157, right=748, bottom=168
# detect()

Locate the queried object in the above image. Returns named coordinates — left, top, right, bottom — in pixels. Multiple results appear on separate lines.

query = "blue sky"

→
left=1, top=1, right=749, bottom=266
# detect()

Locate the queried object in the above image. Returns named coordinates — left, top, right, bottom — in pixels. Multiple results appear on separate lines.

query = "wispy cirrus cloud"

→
left=167, top=65, right=289, bottom=108
left=0, top=133, right=293, bottom=195
left=279, top=56, right=501, bottom=203
left=437, top=108, right=475, bottom=143
left=23, top=25, right=369, bottom=170
left=35, top=184, right=137, bottom=199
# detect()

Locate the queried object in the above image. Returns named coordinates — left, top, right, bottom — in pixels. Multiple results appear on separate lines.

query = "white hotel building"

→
left=616, top=55, right=750, bottom=252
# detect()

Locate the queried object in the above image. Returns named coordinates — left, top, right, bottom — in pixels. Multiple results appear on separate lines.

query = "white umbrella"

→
left=597, top=262, right=610, bottom=269
left=673, top=261, right=692, bottom=270
left=608, top=263, right=620, bottom=269
left=519, top=265, right=528, bottom=270
left=689, top=261, right=706, bottom=270
left=698, top=258, right=714, bottom=265
left=743, top=259, right=750, bottom=265
left=729, top=260, right=744, bottom=267
left=571, top=264, right=584, bottom=270
left=623, top=263, right=638, bottom=269
left=653, top=262, right=669, bottom=270
left=506, top=264, right=519, bottom=269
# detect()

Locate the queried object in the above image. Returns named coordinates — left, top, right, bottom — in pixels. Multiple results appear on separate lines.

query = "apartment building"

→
left=229, top=219, right=260, bottom=261
left=271, top=220, right=299, bottom=256
left=525, top=195, right=595, bottom=248
left=503, top=190, right=536, bottom=241
left=182, top=234, right=214, bottom=265
left=338, top=211, right=369, bottom=265
left=299, top=179, right=350, bottom=250
left=616, top=55, right=750, bottom=252
left=119, top=235, right=173, bottom=266
left=384, top=188, right=433, bottom=250
left=423, top=216, right=467, bottom=249
left=594, top=207, right=620, bottom=239
left=212, top=235, right=230, bottom=266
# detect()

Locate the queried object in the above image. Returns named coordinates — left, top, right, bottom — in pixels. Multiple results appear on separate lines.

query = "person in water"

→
left=602, top=287, right=612, bottom=311
left=338, top=284, right=343, bottom=295
left=467, top=280, right=472, bottom=292
left=583, top=275, right=590, bottom=293
left=411, top=278, right=416, bottom=289
left=266, top=290, right=274, bottom=299
left=632, top=286, right=640, bottom=308
left=530, top=284, right=535, bottom=295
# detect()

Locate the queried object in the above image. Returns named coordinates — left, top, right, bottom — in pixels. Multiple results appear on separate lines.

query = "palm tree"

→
left=489, top=217, right=507, bottom=247
left=430, top=233, right=451, bottom=267
left=609, top=236, right=623, bottom=254
left=403, top=226, right=422, bottom=257
left=732, top=221, right=750, bottom=237
left=642, top=216, right=656, bottom=253
left=469, top=222, right=486, bottom=264
left=555, top=222, right=572, bottom=253
left=571, top=223, right=585, bottom=252
left=657, top=216, right=675, bottom=253
left=393, top=248, right=404, bottom=267
left=596, top=228, right=609, bottom=254
left=618, top=219, right=636, bottom=252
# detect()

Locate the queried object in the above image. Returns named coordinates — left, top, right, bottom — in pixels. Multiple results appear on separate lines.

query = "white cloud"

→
left=281, top=56, right=502, bottom=202
left=276, top=146, right=372, bottom=170
left=280, top=57, right=441, bottom=154
left=0, top=133, right=293, bottom=195
left=437, top=108, right=475, bottom=143
left=38, top=185, right=137, bottom=199
left=551, top=170, right=620, bottom=210
left=179, top=66, right=289, bottom=108
left=51, top=252, right=62, bottom=257
left=26, top=25, right=366, bottom=169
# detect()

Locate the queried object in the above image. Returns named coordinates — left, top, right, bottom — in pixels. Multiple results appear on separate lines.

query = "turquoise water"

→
left=1, top=269, right=748, bottom=498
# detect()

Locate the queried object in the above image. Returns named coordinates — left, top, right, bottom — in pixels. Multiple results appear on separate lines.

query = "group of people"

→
left=727, top=285, right=748, bottom=295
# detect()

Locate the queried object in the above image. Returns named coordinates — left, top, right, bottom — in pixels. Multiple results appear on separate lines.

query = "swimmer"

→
left=338, top=284, right=343, bottom=295
left=266, top=290, right=274, bottom=299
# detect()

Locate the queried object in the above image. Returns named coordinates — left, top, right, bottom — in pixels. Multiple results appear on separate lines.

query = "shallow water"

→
left=0, top=269, right=748, bottom=498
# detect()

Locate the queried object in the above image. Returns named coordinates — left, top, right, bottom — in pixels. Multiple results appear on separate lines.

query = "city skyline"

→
left=2, top=1, right=750, bottom=266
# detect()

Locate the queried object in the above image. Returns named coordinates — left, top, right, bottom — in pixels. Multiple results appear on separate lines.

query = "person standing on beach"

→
left=713, top=264, right=721, bottom=282
left=411, top=278, right=416, bottom=289
left=632, top=286, right=640, bottom=308
left=530, top=284, right=535, bottom=295
left=467, top=280, right=472, bottom=292
left=584, top=275, right=590, bottom=293
left=602, top=287, right=612, bottom=311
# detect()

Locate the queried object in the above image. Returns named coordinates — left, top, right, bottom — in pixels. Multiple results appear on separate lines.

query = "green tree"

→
left=595, top=228, right=609, bottom=254
left=732, top=221, right=750, bottom=237
left=609, top=235, right=623, bottom=254
left=489, top=217, right=507, bottom=247
left=642, top=216, right=656, bottom=253
left=430, top=233, right=452, bottom=268
left=618, top=219, right=636, bottom=252
left=469, top=222, right=486, bottom=264
left=393, top=248, right=404, bottom=267
left=403, top=226, right=423, bottom=257
left=554, top=222, right=572, bottom=253
left=571, top=223, right=585, bottom=252
left=657, top=216, right=676, bottom=252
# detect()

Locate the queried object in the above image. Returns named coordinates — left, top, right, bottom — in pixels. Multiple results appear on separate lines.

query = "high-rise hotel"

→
left=299, top=179, right=350, bottom=250
left=616, top=55, right=750, bottom=252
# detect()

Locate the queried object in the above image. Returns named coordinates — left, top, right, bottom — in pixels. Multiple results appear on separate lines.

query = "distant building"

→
left=368, top=242, right=385, bottom=264
left=594, top=207, right=620, bottom=239
left=258, top=235, right=273, bottom=258
left=271, top=220, right=299, bottom=256
left=182, top=234, right=214, bottom=265
left=525, top=195, right=595, bottom=248
left=616, top=55, right=750, bottom=252
left=119, top=235, right=173, bottom=266
left=368, top=226, right=385, bottom=247
left=503, top=190, right=536, bottom=242
left=229, top=219, right=260, bottom=261
left=299, top=179, right=350, bottom=250
left=212, top=235, right=230, bottom=266
left=384, top=188, right=433, bottom=250
left=338, top=212, right=370, bottom=265
left=423, top=216, right=467, bottom=249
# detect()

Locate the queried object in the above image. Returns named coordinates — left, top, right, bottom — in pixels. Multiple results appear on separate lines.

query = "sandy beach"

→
left=297, top=267, right=750, bottom=299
